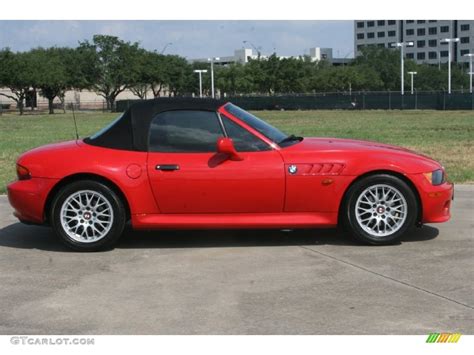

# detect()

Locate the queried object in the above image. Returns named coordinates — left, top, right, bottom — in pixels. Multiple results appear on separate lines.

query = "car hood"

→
left=282, top=137, right=441, bottom=173
left=296, top=137, right=425, bottom=155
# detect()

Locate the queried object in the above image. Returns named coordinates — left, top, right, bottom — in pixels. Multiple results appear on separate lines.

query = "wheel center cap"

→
left=83, top=212, right=92, bottom=220
left=376, top=206, right=385, bottom=214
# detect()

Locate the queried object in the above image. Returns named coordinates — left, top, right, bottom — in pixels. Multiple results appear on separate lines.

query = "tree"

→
left=165, top=55, right=192, bottom=96
left=0, top=49, right=35, bottom=115
left=29, top=47, right=76, bottom=114
left=353, top=46, right=402, bottom=90
left=129, top=50, right=171, bottom=99
left=216, top=63, right=254, bottom=96
left=78, top=35, right=141, bottom=110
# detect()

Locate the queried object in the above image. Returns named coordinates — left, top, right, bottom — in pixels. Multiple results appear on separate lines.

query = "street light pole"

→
left=392, top=42, right=414, bottom=95
left=408, top=71, right=417, bottom=94
left=160, top=42, right=173, bottom=54
left=193, top=69, right=208, bottom=98
left=464, top=53, right=474, bottom=94
left=441, top=38, right=460, bottom=94
left=208, top=57, right=220, bottom=99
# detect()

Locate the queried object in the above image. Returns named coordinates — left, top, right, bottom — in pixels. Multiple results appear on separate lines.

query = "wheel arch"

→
left=44, top=173, right=131, bottom=224
left=338, top=170, right=423, bottom=226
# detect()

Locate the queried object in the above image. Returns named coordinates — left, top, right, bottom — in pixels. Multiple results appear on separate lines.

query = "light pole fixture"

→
left=193, top=69, right=208, bottom=98
left=441, top=38, right=460, bottom=94
left=160, top=42, right=173, bottom=54
left=463, top=53, right=474, bottom=94
left=208, top=57, right=220, bottom=99
left=408, top=71, right=417, bottom=95
left=391, top=42, right=414, bottom=95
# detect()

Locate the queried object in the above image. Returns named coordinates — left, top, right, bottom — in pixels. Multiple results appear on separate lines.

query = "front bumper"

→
left=7, top=177, right=59, bottom=224
left=410, top=173, right=454, bottom=223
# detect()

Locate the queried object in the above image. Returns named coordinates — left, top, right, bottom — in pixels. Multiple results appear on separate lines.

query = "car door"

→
left=146, top=110, right=285, bottom=214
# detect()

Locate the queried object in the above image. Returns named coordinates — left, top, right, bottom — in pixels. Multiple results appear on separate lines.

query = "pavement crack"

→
left=299, top=245, right=474, bottom=310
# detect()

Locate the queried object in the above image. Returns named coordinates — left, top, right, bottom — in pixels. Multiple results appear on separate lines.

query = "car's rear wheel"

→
left=51, top=180, right=126, bottom=251
left=343, top=174, right=418, bottom=245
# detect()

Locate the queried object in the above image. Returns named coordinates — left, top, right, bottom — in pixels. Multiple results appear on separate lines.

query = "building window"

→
left=460, top=49, right=470, bottom=56
left=406, top=20, right=414, bottom=24
left=388, top=20, right=396, bottom=25
left=367, top=21, right=375, bottom=27
left=429, top=51, right=437, bottom=59
left=417, top=40, right=426, bottom=48
left=461, top=37, right=470, bottom=44
left=460, top=24, right=470, bottom=31
left=428, top=27, right=437, bottom=35
left=417, top=20, right=426, bottom=24
left=440, top=26, right=449, bottom=33
left=357, top=21, right=365, bottom=28
left=417, top=28, right=426, bottom=36
left=388, top=30, right=396, bottom=37
left=417, top=52, right=426, bottom=60
left=377, top=31, right=385, bottom=38
left=377, top=20, right=385, bottom=26
left=406, top=53, right=414, bottom=59
left=357, top=33, right=364, bottom=39
left=428, top=39, right=437, bottom=47
left=367, top=32, right=375, bottom=38
left=357, top=45, right=364, bottom=51
left=377, top=44, right=385, bottom=48
left=440, top=50, right=449, bottom=57
left=406, top=29, right=414, bottom=35
left=428, top=20, right=437, bottom=23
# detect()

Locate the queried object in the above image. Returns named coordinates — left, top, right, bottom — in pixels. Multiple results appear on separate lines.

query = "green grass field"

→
left=0, top=110, right=473, bottom=194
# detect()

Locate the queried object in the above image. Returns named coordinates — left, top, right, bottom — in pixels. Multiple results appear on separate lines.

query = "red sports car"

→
left=7, top=98, right=453, bottom=251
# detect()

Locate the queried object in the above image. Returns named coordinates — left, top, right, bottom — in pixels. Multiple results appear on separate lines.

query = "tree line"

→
left=0, top=34, right=470, bottom=114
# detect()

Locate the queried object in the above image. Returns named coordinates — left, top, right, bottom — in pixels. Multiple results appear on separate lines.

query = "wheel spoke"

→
left=60, top=190, right=114, bottom=243
left=355, top=184, right=408, bottom=238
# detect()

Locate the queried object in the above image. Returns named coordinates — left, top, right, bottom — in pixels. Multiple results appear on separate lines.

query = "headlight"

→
left=423, top=169, right=445, bottom=186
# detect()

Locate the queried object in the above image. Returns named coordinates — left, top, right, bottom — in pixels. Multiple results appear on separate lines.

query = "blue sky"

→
left=0, top=20, right=354, bottom=58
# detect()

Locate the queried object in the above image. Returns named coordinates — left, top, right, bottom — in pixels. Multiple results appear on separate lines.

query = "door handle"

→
left=156, top=164, right=180, bottom=171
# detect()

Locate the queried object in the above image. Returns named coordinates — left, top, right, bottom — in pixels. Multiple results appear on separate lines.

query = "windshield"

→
left=224, top=103, right=288, bottom=145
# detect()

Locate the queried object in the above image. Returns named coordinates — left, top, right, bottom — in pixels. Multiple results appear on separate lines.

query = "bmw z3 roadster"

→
left=7, top=98, right=453, bottom=251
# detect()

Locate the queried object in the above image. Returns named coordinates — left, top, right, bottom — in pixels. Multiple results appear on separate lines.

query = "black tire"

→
left=342, top=174, right=418, bottom=245
left=50, top=180, right=126, bottom=252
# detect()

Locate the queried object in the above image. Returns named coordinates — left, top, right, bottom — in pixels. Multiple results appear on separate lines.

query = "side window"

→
left=221, top=114, right=271, bottom=152
left=149, top=110, right=223, bottom=152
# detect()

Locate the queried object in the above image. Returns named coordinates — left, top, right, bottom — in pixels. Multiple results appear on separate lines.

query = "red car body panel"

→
left=147, top=150, right=285, bottom=214
left=7, top=103, right=453, bottom=230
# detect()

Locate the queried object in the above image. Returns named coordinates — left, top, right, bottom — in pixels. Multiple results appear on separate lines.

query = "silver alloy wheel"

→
left=60, top=190, right=114, bottom=243
left=355, top=184, right=408, bottom=237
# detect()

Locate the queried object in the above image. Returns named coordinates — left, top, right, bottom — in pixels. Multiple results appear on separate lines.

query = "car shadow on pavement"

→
left=0, top=222, right=439, bottom=252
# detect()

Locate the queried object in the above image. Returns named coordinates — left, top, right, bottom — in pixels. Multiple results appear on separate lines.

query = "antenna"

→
left=71, top=103, right=79, bottom=140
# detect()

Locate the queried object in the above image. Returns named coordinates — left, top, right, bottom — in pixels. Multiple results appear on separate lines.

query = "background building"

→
left=354, top=20, right=474, bottom=65
left=190, top=47, right=351, bottom=66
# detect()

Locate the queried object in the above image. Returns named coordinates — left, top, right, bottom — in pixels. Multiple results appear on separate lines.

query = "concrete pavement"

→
left=0, top=186, right=472, bottom=335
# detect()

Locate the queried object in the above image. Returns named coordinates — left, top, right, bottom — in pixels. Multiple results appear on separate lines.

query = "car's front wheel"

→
left=51, top=180, right=126, bottom=251
left=343, top=174, right=418, bottom=245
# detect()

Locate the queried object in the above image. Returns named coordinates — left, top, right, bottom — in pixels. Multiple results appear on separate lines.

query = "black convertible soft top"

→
left=84, top=98, right=226, bottom=151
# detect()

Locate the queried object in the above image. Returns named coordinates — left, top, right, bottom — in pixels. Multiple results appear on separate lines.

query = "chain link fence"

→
left=2, top=91, right=474, bottom=114
left=224, top=91, right=474, bottom=111
left=116, top=91, right=474, bottom=112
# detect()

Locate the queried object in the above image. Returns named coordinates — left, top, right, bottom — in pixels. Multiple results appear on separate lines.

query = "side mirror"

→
left=216, top=137, right=243, bottom=161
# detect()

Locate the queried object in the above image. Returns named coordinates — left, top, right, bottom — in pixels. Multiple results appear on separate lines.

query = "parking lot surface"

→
left=0, top=186, right=472, bottom=335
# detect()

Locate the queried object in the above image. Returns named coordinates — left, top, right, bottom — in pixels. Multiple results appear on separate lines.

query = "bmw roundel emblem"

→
left=288, top=165, right=298, bottom=174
